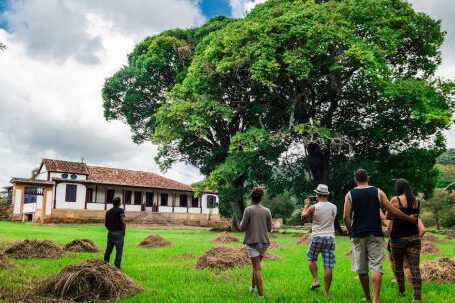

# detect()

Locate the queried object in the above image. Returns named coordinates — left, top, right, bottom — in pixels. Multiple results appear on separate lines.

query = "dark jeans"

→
left=104, top=230, right=124, bottom=269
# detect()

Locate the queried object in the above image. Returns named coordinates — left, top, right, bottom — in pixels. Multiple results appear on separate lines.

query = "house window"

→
left=207, top=195, right=216, bottom=208
left=125, top=191, right=132, bottom=204
left=65, top=185, right=77, bottom=202
left=24, top=187, right=37, bottom=204
left=106, top=189, right=115, bottom=204
left=192, top=196, right=199, bottom=208
left=146, top=192, right=154, bottom=207
left=7, top=188, right=13, bottom=204
left=70, top=174, right=77, bottom=180
left=180, top=194, right=188, bottom=207
left=134, top=191, right=142, bottom=205
left=160, top=193, right=168, bottom=206
left=86, top=188, right=93, bottom=203
left=61, top=173, right=68, bottom=179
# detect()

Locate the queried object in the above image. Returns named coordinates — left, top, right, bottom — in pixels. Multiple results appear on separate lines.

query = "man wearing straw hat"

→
left=301, top=184, right=337, bottom=297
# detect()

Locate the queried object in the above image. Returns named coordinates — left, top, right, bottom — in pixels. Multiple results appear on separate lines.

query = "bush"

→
left=420, top=211, right=436, bottom=228
left=441, top=205, right=455, bottom=228
left=286, top=208, right=303, bottom=226
left=262, top=191, right=296, bottom=221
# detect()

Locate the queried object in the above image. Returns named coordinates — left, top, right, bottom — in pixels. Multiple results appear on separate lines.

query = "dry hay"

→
left=423, top=233, right=443, bottom=242
left=297, top=234, right=311, bottom=245
left=421, top=258, right=455, bottom=283
left=63, top=239, right=99, bottom=253
left=196, top=246, right=250, bottom=270
left=421, top=241, right=440, bottom=255
left=0, top=253, right=9, bottom=269
left=5, top=240, right=64, bottom=259
left=213, top=232, right=239, bottom=243
left=38, top=259, right=141, bottom=302
left=345, top=249, right=353, bottom=257
left=138, top=234, right=170, bottom=248
left=269, top=241, right=282, bottom=250
left=446, top=232, right=455, bottom=240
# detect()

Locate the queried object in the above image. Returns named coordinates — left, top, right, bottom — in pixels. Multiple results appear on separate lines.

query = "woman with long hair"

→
left=240, top=187, right=272, bottom=299
left=386, top=179, right=422, bottom=302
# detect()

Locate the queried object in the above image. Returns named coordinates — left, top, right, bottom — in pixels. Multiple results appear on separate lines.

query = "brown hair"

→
left=354, top=168, right=368, bottom=183
left=250, top=187, right=264, bottom=204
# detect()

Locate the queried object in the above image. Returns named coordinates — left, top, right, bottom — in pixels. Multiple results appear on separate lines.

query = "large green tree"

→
left=103, top=0, right=454, bottom=226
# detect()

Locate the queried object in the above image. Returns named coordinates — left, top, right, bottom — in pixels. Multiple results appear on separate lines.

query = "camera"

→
left=309, top=196, right=318, bottom=202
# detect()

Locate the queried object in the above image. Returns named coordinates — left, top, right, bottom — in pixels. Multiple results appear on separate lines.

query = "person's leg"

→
left=321, top=238, right=335, bottom=296
left=114, top=235, right=124, bottom=269
left=391, top=240, right=406, bottom=296
left=365, top=236, right=384, bottom=303
left=405, top=240, right=422, bottom=301
left=371, top=272, right=382, bottom=303
left=353, top=238, right=370, bottom=301
left=359, top=273, right=371, bottom=302
left=104, top=233, right=114, bottom=263
left=252, top=257, right=264, bottom=297
left=308, top=262, right=319, bottom=287
left=404, top=258, right=412, bottom=284
left=307, top=237, right=321, bottom=289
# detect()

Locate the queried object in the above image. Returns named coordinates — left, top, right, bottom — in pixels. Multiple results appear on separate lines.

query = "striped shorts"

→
left=307, top=236, right=336, bottom=269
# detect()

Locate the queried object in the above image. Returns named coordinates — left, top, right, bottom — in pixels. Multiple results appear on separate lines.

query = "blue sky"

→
left=200, top=0, right=231, bottom=18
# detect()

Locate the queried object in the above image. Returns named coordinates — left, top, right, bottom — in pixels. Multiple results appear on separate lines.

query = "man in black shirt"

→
left=104, top=197, right=126, bottom=269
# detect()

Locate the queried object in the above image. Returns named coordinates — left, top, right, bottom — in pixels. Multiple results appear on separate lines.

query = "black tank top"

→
left=390, top=196, right=419, bottom=240
left=350, top=187, right=384, bottom=238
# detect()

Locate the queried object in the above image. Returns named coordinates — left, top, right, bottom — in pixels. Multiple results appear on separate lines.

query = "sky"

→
left=0, top=0, right=454, bottom=187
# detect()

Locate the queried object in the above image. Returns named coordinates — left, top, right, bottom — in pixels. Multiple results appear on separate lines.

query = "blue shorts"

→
left=307, top=236, right=336, bottom=269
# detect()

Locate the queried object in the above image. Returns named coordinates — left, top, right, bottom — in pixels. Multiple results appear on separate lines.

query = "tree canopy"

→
left=103, top=0, right=454, bottom=225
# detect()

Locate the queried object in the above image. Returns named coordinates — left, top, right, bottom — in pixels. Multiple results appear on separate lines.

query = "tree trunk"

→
left=435, top=217, right=441, bottom=231
left=307, top=144, right=344, bottom=234
left=307, top=144, right=329, bottom=184
left=230, top=174, right=247, bottom=231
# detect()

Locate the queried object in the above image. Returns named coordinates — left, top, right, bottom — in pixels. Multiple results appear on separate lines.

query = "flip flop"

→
left=310, top=283, right=321, bottom=290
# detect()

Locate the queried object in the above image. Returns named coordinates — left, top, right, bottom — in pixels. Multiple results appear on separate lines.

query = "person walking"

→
left=301, top=184, right=337, bottom=297
left=240, top=187, right=273, bottom=300
left=343, top=169, right=418, bottom=303
left=386, top=179, right=423, bottom=302
left=104, top=197, right=126, bottom=270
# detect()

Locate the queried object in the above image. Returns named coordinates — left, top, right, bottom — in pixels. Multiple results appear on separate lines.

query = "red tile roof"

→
left=10, top=178, right=54, bottom=186
left=42, top=159, right=89, bottom=175
left=86, top=166, right=193, bottom=192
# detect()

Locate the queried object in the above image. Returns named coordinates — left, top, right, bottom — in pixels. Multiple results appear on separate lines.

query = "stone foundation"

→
left=41, top=209, right=231, bottom=228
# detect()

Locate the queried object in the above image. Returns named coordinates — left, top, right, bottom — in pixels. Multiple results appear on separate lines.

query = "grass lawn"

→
left=0, top=221, right=454, bottom=303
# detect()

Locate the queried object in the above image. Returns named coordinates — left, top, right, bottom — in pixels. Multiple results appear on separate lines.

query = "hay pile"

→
left=138, top=234, right=170, bottom=248
left=38, top=259, right=141, bottom=302
left=446, top=232, right=455, bottom=240
left=5, top=240, right=64, bottom=258
left=423, top=233, right=442, bottom=242
left=297, top=234, right=311, bottom=245
left=63, top=239, right=99, bottom=253
left=269, top=242, right=282, bottom=250
left=213, top=232, right=239, bottom=243
left=196, top=246, right=250, bottom=270
left=0, top=253, right=10, bottom=269
left=421, top=241, right=440, bottom=254
left=421, top=258, right=455, bottom=283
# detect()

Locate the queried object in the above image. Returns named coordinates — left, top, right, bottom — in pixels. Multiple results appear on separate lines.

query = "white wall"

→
left=174, top=207, right=188, bottom=213
left=50, top=172, right=87, bottom=181
left=159, top=206, right=173, bottom=213
left=86, top=203, right=105, bottom=210
left=201, top=193, right=219, bottom=209
left=125, top=205, right=141, bottom=212
left=46, top=190, right=53, bottom=215
left=13, top=188, right=22, bottom=214
left=55, top=183, right=86, bottom=210
left=23, top=203, right=36, bottom=213
left=36, top=195, right=43, bottom=209
left=188, top=208, right=201, bottom=214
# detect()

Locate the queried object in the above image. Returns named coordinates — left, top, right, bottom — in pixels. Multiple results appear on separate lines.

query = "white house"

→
left=9, top=159, right=226, bottom=227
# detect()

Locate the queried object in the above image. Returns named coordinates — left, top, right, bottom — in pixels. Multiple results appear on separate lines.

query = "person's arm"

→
left=120, top=209, right=126, bottom=235
left=385, top=197, right=399, bottom=220
left=239, top=208, right=249, bottom=231
left=266, top=209, right=273, bottom=233
left=418, top=219, right=425, bottom=237
left=343, top=193, right=352, bottom=236
left=379, top=209, right=389, bottom=227
left=301, top=198, right=315, bottom=220
left=105, top=212, right=109, bottom=229
left=380, top=191, right=418, bottom=225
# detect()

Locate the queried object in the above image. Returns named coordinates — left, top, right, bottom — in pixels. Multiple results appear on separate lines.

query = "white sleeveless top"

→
left=311, top=202, right=337, bottom=237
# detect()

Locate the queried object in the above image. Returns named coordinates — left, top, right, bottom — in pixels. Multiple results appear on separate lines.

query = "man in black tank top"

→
left=343, top=169, right=417, bottom=303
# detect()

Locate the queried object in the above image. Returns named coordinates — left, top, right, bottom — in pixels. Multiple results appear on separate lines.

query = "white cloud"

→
left=230, top=0, right=266, bottom=18
left=0, top=1, right=205, bottom=186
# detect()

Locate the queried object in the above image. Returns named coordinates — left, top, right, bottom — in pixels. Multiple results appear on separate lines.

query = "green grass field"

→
left=0, top=221, right=454, bottom=303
